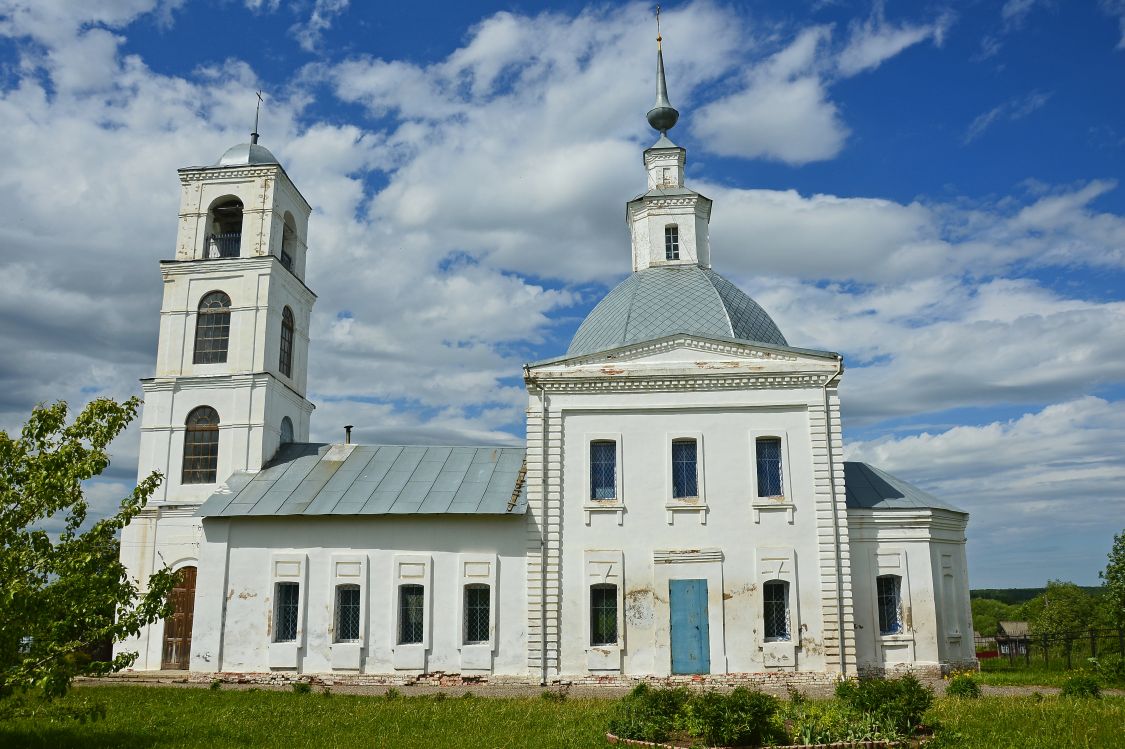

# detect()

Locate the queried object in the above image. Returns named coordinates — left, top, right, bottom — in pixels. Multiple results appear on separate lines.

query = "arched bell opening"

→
left=205, top=197, right=244, bottom=258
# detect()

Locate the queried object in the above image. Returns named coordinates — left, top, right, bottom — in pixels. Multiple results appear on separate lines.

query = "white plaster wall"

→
left=550, top=389, right=833, bottom=676
left=848, top=510, right=972, bottom=671
left=190, top=516, right=528, bottom=676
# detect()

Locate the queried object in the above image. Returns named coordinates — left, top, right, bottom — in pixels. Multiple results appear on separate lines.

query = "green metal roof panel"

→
left=197, top=442, right=527, bottom=518
left=567, top=266, right=788, bottom=357
left=843, top=462, right=965, bottom=513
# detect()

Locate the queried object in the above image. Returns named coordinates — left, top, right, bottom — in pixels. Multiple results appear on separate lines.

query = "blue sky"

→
left=1, top=0, right=1124, bottom=588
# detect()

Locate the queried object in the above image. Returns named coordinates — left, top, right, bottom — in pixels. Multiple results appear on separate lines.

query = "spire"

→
left=646, top=6, right=679, bottom=136
left=251, top=90, right=263, bottom=145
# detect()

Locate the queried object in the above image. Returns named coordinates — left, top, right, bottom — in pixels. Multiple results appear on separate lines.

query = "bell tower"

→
left=117, top=129, right=316, bottom=669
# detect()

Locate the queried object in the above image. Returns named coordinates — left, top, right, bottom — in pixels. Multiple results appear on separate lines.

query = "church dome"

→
left=215, top=142, right=280, bottom=167
left=567, top=265, right=788, bottom=357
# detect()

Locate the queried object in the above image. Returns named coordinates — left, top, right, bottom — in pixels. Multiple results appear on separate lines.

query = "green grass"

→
left=975, top=659, right=1125, bottom=689
left=0, top=686, right=615, bottom=749
left=1, top=686, right=1123, bottom=748
left=927, top=695, right=1125, bottom=749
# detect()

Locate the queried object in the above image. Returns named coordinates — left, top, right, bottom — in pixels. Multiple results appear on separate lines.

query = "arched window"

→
left=182, top=406, right=219, bottom=484
left=193, top=291, right=231, bottom=365
left=279, top=306, right=294, bottom=377
left=280, top=212, right=298, bottom=272
left=763, top=580, right=791, bottom=642
left=280, top=416, right=294, bottom=446
left=206, top=198, right=243, bottom=258
left=877, top=574, right=903, bottom=635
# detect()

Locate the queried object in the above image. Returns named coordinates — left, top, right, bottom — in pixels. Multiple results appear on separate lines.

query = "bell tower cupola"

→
left=628, top=24, right=713, bottom=272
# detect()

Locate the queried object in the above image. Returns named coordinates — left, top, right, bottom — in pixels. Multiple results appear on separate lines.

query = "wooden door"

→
left=161, top=566, right=197, bottom=670
left=669, top=579, right=710, bottom=674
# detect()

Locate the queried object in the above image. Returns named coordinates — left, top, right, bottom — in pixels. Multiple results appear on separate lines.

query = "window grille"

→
left=877, top=575, right=903, bottom=635
left=589, top=441, right=616, bottom=500
left=463, top=584, right=490, bottom=644
left=275, top=582, right=300, bottom=642
left=193, top=291, right=231, bottom=364
left=279, top=306, right=294, bottom=378
left=398, top=584, right=425, bottom=644
left=763, top=580, right=791, bottom=641
left=756, top=438, right=784, bottom=497
left=280, top=250, right=293, bottom=271
left=665, top=225, right=679, bottom=260
left=335, top=585, right=361, bottom=642
left=590, top=584, right=618, bottom=646
left=182, top=406, right=219, bottom=484
left=671, top=439, right=698, bottom=498
left=279, top=416, right=294, bottom=446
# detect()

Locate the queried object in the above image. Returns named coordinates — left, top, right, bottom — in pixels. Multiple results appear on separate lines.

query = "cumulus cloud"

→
left=846, top=397, right=1125, bottom=584
left=291, top=0, right=349, bottom=53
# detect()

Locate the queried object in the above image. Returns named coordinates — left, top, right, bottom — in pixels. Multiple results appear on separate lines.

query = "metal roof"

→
left=215, top=142, right=280, bottom=167
left=843, top=462, right=965, bottom=513
left=567, top=266, right=788, bottom=357
left=197, top=442, right=527, bottom=518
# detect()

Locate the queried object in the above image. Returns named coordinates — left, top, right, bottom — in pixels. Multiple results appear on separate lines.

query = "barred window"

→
left=672, top=439, right=698, bottom=499
left=763, top=580, right=791, bottom=642
left=193, top=291, right=231, bottom=364
left=665, top=225, right=679, bottom=260
left=756, top=437, right=784, bottom=497
left=464, top=584, right=490, bottom=645
left=590, top=441, right=616, bottom=500
left=274, top=582, right=300, bottom=642
left=590, top=583, right=618, bottom=646
left=398, top=584, right=425, bottom=645
left=335, top=584, right=361, bottom=643
left=182, top=406, right=219, bottom=484
left=279, top=416, right=294, bottom=446
left=877, top=575, right=903, bottom=635
left=279, top=306, right=294, bottom=378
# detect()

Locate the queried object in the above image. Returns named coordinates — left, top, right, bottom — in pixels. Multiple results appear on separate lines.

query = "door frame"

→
left=669, top=578, right=711, bottom=675
left=161, top=565, right=197, bottom=670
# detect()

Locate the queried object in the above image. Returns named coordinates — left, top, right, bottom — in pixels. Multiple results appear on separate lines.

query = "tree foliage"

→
left=0, top=398, right=175, bottom=706
left=970, top=598, right=1021, bottom=637
left=1101, top=530, right=1125, bottom=628
left=1023, top=580, right=1098, bottom=637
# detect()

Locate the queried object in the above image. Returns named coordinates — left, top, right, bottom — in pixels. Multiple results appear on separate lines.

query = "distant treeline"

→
left=970, top=587, right=1103, bottom=605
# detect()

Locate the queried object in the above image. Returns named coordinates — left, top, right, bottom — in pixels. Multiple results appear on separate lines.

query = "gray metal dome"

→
left=567, top=266, right=788, bottom=357
left=215, top=142, right=280, bottom=167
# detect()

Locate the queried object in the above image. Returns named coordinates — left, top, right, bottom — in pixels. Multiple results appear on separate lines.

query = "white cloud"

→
left=291, top=0, right=349, bottom=53
left=1102, top=0, right=1125, bottom=48
left=846, top=396, right=1125, bottom=584
left=836, top=7, right=953, bottom=76
left=964, top=90, right=1052, bottom=143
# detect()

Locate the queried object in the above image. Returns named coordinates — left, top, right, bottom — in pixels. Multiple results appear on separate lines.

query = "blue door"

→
left=669, top=579, right=710, bottom=674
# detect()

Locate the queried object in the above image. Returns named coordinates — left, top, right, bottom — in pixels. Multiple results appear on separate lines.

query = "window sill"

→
left=665, top=498, right=707, bottom=525
left=761, top=640, right=796, bottom=668
left=586, top=645, right=622, bottom=672
left=584, top=501, right=624, bottom=525
left=751, top=498, right=794, bottom=524
left=879, top=632, right=913, bottom=642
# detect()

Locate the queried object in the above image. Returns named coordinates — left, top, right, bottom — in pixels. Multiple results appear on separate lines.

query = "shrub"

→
left=945, top=674, right=981, bottom=698
left=835, top=674, right=933, bottom=735
left=540, top=690, right=567, bottom=702
left=384, top=687, right=400, bottom=700
left=781, top=700, right=887, bottom=745
left=678, top=688, right=783, bottom=748
left=1060, top=674, right=1101, bottom=699
left=208, top=679, right=221, bottom=691
left=607, top=684, right=690, bottom=743
left=290, top=682, right=311, bottom=695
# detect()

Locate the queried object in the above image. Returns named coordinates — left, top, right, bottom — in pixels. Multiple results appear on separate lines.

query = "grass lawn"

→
left=975, top=659, right=1125, bottom=689
left=0, top=686, right=1123, bottom=748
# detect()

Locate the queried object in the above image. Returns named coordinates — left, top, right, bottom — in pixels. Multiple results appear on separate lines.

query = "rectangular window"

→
left=590, top=441, right=617, bottom=500
left=398, top=584, right=425, bottom=644
left=877, top=575, right=903, bottom=635
left=463, top=585, right=490, bottom=644
left=590, top=584, right=618, bottom=646
left=672, top=439, right=698, bottom=498
left=665, top=225, right=679, bottom=260
left=335, top=584, right=361, bottom=643
left=274, top=582, right=300, bottom=642
left=763, top=580, right=791, bottom=641
left=756, top=438, right=783, bottom=497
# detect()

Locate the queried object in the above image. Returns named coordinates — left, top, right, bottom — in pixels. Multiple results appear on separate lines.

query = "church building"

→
left=116, top=41, right=976, bottom=684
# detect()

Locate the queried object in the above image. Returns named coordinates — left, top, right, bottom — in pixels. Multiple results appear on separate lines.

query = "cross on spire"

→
left=251, top=90, right=264, bottom=145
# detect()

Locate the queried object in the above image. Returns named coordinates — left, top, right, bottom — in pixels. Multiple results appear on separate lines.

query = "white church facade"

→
left=116, top=46, right=976, bottom=684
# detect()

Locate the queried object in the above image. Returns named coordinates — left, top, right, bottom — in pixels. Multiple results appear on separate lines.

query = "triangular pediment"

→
left=527, top=334, right=839, bottom=381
